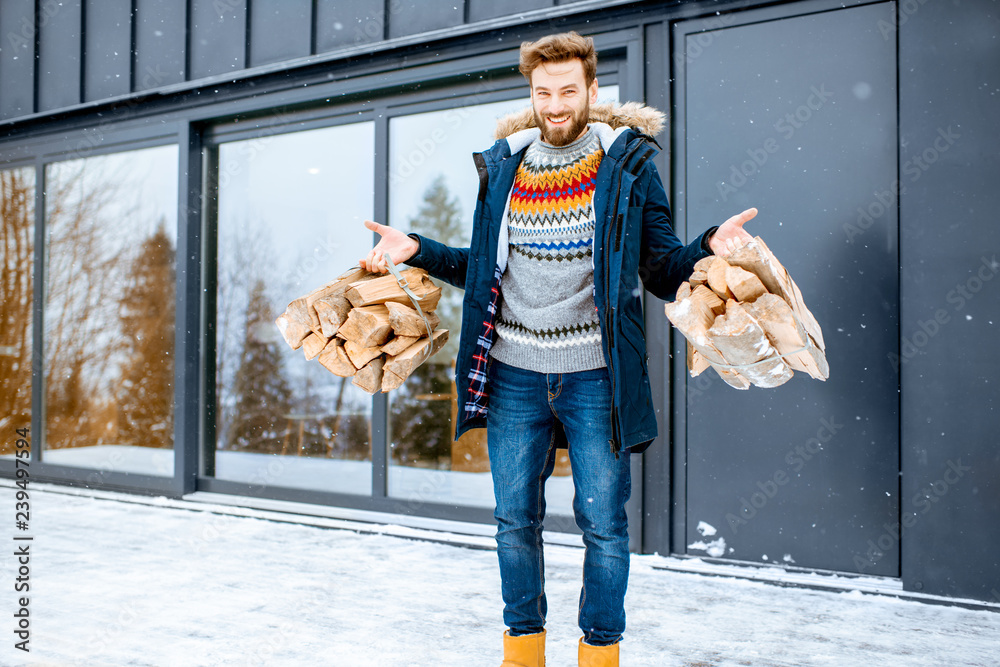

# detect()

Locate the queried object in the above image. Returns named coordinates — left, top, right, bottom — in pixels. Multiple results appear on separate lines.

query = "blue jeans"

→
left=486, top=359, right=631, bottom=646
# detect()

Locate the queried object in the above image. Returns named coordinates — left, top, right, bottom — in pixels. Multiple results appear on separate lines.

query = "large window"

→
left=0, top=167, right=35, bottom=454
left=211, top=121, right=376, bottom=495
left=42, top=145, right=179, bottom=476
left=385, top=87, right=619, bottom=510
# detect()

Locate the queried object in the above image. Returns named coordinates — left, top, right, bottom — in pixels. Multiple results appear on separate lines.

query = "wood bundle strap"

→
left=664, top=236, right=828, bottom=389
left=274, top=262, right=449, bottom=394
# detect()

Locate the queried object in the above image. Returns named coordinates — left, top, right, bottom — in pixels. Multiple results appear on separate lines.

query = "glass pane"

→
left=386, top=86, right=619, bottom=511
left=213, top=122, right=375, bottom=495
left=43, top=145, right=178, bottom=477
left=0, top=167, right=35, bottom=456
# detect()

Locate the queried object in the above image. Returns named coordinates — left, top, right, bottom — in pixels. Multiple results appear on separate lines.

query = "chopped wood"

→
left=707, top=256, right=736, bottom=301
left=380, top=335, right=420, bottom=356
left=336, top=305, right=392, bottom=348
left=381, top=329, right=450, bottom=392
left=707, top=299, right=794, bottom=388
left=274, top=314, right=312, bottom=350
left=743, top=294, right=829, bottom=380
left=664, top=297, right=750, bottom=390
left=727, top=237, right=825, bottom=350
left=302, top=267, right=379, bottom=336
left=385, top=301, right=441, bottom=337
left=344, top=339, right=383, bottom=369
left=689, top=270, right=708, bottom=288
left=317, top=339, right=356, bottom=378
left=345, top=268, right=443, bottom=311
left=687, top=340, right=711, bottom=376
left=313, top=294, right=352, bottom=338
left=725, top=264, right=768, bottom=303
left=675, top=281, right=692, bottom=301
left=301, top=332, right=328, bottom=361
left=690, top=285, right=726, bottom=317
left=352, top=357, right=385, bottom=395
left=693, top=256, right=715, bottom=273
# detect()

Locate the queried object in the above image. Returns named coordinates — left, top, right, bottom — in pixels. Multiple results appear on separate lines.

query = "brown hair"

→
left=518, top=31, right=597, bottom=86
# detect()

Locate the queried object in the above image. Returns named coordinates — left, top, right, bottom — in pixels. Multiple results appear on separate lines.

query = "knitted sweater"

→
left=489, top=128, right=606, bottom=373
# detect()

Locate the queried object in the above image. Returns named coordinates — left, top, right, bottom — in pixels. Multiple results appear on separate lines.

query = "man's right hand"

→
left=359, top=220, right=420, bottom=273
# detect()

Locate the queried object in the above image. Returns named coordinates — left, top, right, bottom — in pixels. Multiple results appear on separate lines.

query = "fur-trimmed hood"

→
left=493, top=101, right=666, bottom=141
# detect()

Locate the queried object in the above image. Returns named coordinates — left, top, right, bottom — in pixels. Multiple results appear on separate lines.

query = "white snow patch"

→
left=696, top=521, right=717, bottom=537
left=688, top=537, right=727, bottom=558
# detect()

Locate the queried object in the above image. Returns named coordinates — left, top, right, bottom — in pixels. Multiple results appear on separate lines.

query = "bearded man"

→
left=361, top=31, right=755, bottom=667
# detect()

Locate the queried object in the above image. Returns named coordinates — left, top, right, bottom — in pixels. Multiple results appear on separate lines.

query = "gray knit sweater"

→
left=490, top=128, right=606, bottom=373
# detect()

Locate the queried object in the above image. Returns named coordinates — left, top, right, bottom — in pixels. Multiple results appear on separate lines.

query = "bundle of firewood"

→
left=274, top=267, right=449, bottom=394
left=664, top=236, right=828, bottom=389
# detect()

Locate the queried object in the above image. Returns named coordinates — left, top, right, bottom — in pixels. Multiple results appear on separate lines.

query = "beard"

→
left=534, top=101, right=590, bottom=147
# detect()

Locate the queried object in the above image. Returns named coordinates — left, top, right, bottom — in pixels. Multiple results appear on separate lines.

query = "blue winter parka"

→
left=406, top=104, right=714, bottom=455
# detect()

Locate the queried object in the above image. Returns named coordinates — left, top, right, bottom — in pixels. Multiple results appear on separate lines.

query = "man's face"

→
left=530, top=59, right=599, bottom=147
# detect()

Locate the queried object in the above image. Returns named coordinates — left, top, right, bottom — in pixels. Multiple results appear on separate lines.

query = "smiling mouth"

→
left=546, top=115, right=570, bottom=125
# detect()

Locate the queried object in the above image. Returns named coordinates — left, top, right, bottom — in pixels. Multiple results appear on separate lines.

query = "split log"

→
left=689, top=270, right=708, bottom=288
left=381, top=329, right=450, bottom=392
left=665, top=297, right=750, bottom=389
left=693, top=256, right=715, bottom=273
left=301, top=332, right=328, bottom=361
left=313, top=294, right=353, bottom=338
left=707, top=256, right=736, bottom=301
left=385, top=301, right=441, bottom=338
left=743, top=294, right=829, bottom=380
left=706, top=299, right=793, bottom=388
left=344, top=339, right=384, bottom=369
left=687, top=340, right=711, bottom=376
left=352, top=357, right=385, bottom=395
left=274, top=314, right=312, bottom=350
left=336, top=305, right=392, bottom=348
left=317, top=339, right=357, bottom=378
left=380, top=335, right=420, bottom=356
left=345, top=268, right=443, bottom=311
left=725, top=265, right=767, bottom=303
left=690, top=285, right=726, bottom=318
left=727, top=237, right=825, bottom=350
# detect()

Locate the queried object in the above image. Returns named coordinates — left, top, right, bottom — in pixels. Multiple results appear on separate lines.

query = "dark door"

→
left=673, top=2, right=899, bottom=575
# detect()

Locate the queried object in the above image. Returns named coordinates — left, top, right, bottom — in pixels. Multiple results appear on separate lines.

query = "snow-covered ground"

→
left=1, top=482, right=998, bottom=667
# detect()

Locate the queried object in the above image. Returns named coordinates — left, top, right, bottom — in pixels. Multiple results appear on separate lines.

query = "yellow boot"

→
left=578, top=637, right=619, bottom=667
left=501, top=630, right=545, bottom=667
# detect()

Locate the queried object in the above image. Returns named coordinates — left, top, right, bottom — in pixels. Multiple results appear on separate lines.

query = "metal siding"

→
left=315, top=0, right=385, bottom=51
left=0, top=0, right=36, bottom=119
left=37, top=0, right=82, bottom=112
left=899, top=0, right=1000, bottom=602
left=681, top=4, right=900, bottom=575
left=387, top=0, right=465, bottom=40
left=249, top=0, right=312, bottom=67
left=468, top=0, right=554, bottom=23
left=134, top=0, right=187, bottom=91
left=84, top=0, right=132, bottom=102
left=189, top=0, right=247, bottom=81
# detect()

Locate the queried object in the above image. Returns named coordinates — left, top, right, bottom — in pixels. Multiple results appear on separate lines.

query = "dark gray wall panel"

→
left=249, top=0, right=312, bottom=67
left=315, top=0, right=384, bottom=52
left=134, top=0, right=186, bottom=91
left=469, top=0, right=553, bottom=23
left=189, top=0, right=247, bottom=80
left=84, top=0, right=132, bottom=101
left=680, top=4, right=899, bottom=575
left=37, top=0, right=82, bottom=112
left=899, top=0, right=1000, bottom=602
left=0, top=0, right=36, bottom=119
left=387, top=0, right=464, bottom=40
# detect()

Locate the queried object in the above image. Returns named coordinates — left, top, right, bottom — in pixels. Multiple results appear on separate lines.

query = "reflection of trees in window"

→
left=117, top=221, right=175, bottom=449
left=0, top=168, right=34, bottom=445
left=390, top=175, right=467, bottom=468
left=227, top=279, right=292, bottom=453
left=45, top=160, right=131, bottom=449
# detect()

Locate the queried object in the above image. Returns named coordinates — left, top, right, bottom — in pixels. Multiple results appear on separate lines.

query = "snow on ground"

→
left=1, top=483, right=998, bottom=667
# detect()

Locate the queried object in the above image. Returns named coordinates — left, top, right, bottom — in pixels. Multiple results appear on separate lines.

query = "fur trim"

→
left=493, top=102, right=665, bottom=141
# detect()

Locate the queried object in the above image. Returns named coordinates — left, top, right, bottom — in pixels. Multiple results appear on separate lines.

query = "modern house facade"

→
left=1, top=0, right=997, bottom=606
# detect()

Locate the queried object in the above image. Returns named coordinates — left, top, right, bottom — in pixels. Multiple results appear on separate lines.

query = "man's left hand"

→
left=709, top=207, right=757, bottom=257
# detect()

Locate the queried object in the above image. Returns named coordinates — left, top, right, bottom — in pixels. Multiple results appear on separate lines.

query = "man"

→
left=360, top=32, right=754, bottom=667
